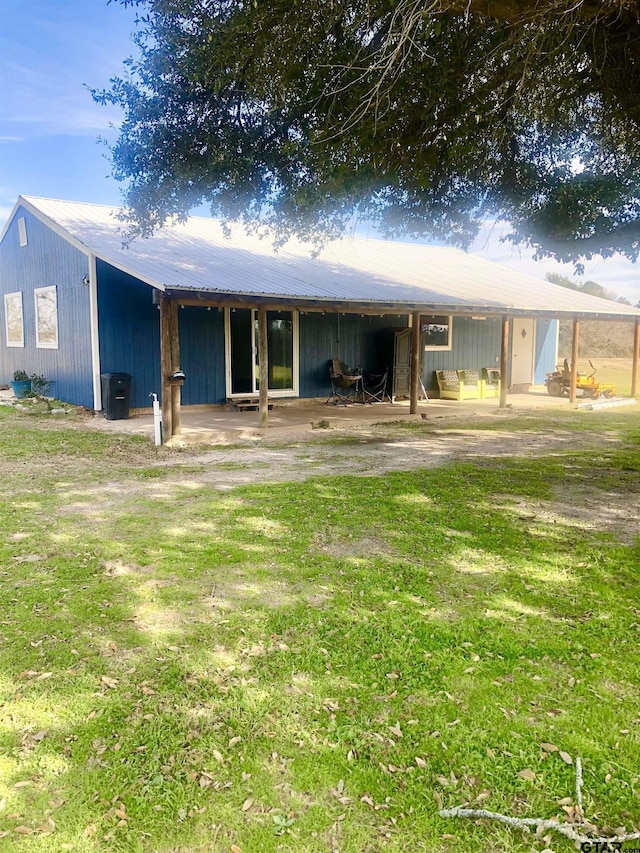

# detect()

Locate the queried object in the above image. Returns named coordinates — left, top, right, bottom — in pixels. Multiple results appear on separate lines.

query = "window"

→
left=34, top=286, right=59, bottom=349
left=18, top=217, right=27, bottom=247
left=4, top=292, right=24, bottom=347
left=421, top=314, right=452, bottom=350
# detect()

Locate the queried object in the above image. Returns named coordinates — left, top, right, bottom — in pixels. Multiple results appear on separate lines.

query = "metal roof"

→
left=6, top=195, right=640, bottom=319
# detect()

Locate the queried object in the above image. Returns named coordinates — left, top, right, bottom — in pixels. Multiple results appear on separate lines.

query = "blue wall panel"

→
left=300, top=314, right=507, bottom=397
left=96, top=260, right=161, bottom=409
left=422, top=316, right=503, bottom=391
left=534, top=320, right=558, bottom=383
left=299, top=312, right=405, bottom=398
left=0, top=206, right=93, bottom=407
left=179, top=306, right=226, bottom=404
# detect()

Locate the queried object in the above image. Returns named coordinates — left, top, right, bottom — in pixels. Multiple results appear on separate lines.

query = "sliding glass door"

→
left=227, top=308, right=298, bottom=397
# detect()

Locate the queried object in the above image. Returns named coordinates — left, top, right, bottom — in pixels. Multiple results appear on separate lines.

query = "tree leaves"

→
left=99, top=0, right=640, bottom=262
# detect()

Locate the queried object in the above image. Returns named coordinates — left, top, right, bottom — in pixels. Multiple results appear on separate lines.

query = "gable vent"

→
left=18, top=217, right=27, bottom=247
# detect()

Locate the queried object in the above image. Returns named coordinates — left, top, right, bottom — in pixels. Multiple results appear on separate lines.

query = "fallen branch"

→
left=575, top=755, right=583, bottom=811
left=439, top=806, right=640, bottom=846
left=439, top=757, right=640, bottom=847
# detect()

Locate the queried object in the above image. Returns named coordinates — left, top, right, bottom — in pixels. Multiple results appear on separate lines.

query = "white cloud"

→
left=469, top=221, right=640, bottom=304
left=0, top=59, right=124, bottom=137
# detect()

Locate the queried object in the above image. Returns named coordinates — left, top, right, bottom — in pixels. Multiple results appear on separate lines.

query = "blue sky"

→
left=0, top=0, right=638, bottom=302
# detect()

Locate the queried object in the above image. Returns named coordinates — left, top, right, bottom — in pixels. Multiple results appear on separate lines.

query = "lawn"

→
left=569, top=358, right=635, bottom=397
left=0, top=406, right=639, bottom=852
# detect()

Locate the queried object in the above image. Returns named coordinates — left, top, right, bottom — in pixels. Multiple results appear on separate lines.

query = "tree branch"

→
left=440, top=756, right=640, bottom=847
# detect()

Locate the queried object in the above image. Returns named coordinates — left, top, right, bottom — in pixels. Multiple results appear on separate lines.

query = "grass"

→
left=0, top=405, right=639, bottom=852
left=570, top=357, right=635, bottom=397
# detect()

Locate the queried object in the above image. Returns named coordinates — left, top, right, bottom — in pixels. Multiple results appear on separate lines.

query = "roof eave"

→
left=162, top=287, right=640, bottom=320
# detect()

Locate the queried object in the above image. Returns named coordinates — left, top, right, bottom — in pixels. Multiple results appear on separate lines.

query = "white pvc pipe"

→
left=150, top=392, right=163, bottom=446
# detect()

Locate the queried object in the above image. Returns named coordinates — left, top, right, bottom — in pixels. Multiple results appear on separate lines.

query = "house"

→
left=1, top=196, right=639, bottom=438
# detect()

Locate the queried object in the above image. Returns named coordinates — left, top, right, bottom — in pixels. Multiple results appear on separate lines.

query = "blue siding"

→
left=97, top=272, right=227, bottom=408
left=179, top=306, right=226, bottom=404
left=534, top=320, right=558, bottom=383
left=299, top=312, right=404, bottom=397
left=0, top=206, right=93, bottom=407
left=423, top=316, right=502, bottom=392
left=96, top=261, right=162, bottom=409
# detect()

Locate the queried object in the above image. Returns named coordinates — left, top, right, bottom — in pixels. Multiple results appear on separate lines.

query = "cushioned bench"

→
left=436, top=368, right=501, bottom=400
left=436, top=369, right=480, bottom=401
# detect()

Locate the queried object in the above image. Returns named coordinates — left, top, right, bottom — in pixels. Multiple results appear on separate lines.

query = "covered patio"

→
left=84, top=385, right=637, bottom=446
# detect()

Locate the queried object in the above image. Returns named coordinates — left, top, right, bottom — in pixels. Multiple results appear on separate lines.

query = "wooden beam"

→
left=161, top=290, right=639, bottom=323
left=159, top=296, right=173, bottom=441
left=570, top=318, right=580, bottom=403
left=632, top=317, right=640, bottom=398
left=409, top=311, right=421, bottom=414
left=499, top=316, right=509, bottom=408
left=257, top=304, right=269, bottom=429
left=169, top=300, right=181, bottom=436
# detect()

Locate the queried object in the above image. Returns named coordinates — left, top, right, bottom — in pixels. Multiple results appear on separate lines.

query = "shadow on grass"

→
left=0, top=432, right=639, bottom=851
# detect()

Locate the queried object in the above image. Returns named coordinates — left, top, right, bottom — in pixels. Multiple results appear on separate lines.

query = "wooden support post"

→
left=570, top=318, right=580, bottom=403
left=169, top=300, right=181, bottom=436
left=159, top=296, right=173, bottom=441
left=257, top=304, right=269, bottom=429
left=499, top=316, right=509, bottom=409
left=410, top=310, right=421, bottom=414
left=632, top=318, right=640, bottom=398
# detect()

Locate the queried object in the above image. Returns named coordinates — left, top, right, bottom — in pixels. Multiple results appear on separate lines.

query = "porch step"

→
left=227, top=397, right=274, bottom=412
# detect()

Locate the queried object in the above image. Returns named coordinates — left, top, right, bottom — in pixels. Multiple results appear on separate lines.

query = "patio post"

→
left=632, top=317, right=640, bottom=398
left=410, top=310, right=421, bottom=414
left=159, top=295, right=173, bottom=440
left=258, top=304, right=269, bottom=428
left=170, top=300, right=181, bottom=437
left=570, top=318, right=580, bottom=403
left=499, top=316, right=509, bottom=408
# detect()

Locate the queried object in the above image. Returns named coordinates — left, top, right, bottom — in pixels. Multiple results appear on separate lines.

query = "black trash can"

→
left=101, top=372, right=132, bottom=420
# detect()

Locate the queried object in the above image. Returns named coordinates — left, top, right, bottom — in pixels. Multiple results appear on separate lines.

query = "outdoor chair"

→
left=362, top=368, right=391, bottom=403
left=435, top=369, right=480, bottom=401
left=481, top=367, right=501, bottom=398
left=457, top=369, right=481, bottom=397
left=326, top=359, right=364, bottom=405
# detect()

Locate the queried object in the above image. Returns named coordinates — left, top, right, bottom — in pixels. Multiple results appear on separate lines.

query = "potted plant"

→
left=10, top=370, right=32, bottom=398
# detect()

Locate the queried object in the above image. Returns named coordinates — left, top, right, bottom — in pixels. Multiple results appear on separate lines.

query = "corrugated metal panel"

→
left=96, top=260, right=161, bottom=409
left=0, top=206, right=93, bottom=407
left=299, top=313, right=399, bottom=398
left=179, top=306, right=226, bottom=404
left=16, top=196, right=640, bottom=319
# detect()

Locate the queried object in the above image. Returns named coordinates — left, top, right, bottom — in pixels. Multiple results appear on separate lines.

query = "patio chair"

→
left=435, top=369, right=480, bottom=401
left=362, top=368, right=391, bottom=403
left=481, top=367, right=501, bottom=399
left=326, top=359, right=364, bottom=405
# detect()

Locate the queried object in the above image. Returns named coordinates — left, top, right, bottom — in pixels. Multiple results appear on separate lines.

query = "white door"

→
left=511, top=319, right=535, bottom=386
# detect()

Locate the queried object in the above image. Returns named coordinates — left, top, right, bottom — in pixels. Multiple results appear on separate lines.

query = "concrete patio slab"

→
left=79, top=386, right=632, bottom=445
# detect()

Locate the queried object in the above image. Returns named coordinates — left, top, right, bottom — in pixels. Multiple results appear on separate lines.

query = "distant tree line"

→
left=547, top=273, right=637, bottom=357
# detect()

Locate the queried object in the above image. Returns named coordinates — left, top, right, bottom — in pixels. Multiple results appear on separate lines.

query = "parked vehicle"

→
left=545, top=359, right=615, bottom=399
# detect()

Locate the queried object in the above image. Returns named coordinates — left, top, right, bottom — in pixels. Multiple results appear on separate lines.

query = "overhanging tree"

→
left=96, top=0, right=640, bottom=263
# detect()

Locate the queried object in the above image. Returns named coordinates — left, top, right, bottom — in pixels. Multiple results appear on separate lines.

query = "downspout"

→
left=88, top=254, right=102, bottom=411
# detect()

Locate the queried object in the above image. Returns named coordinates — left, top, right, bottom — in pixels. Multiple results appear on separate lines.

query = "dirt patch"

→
left=5, top=411, right=638, bottom=547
